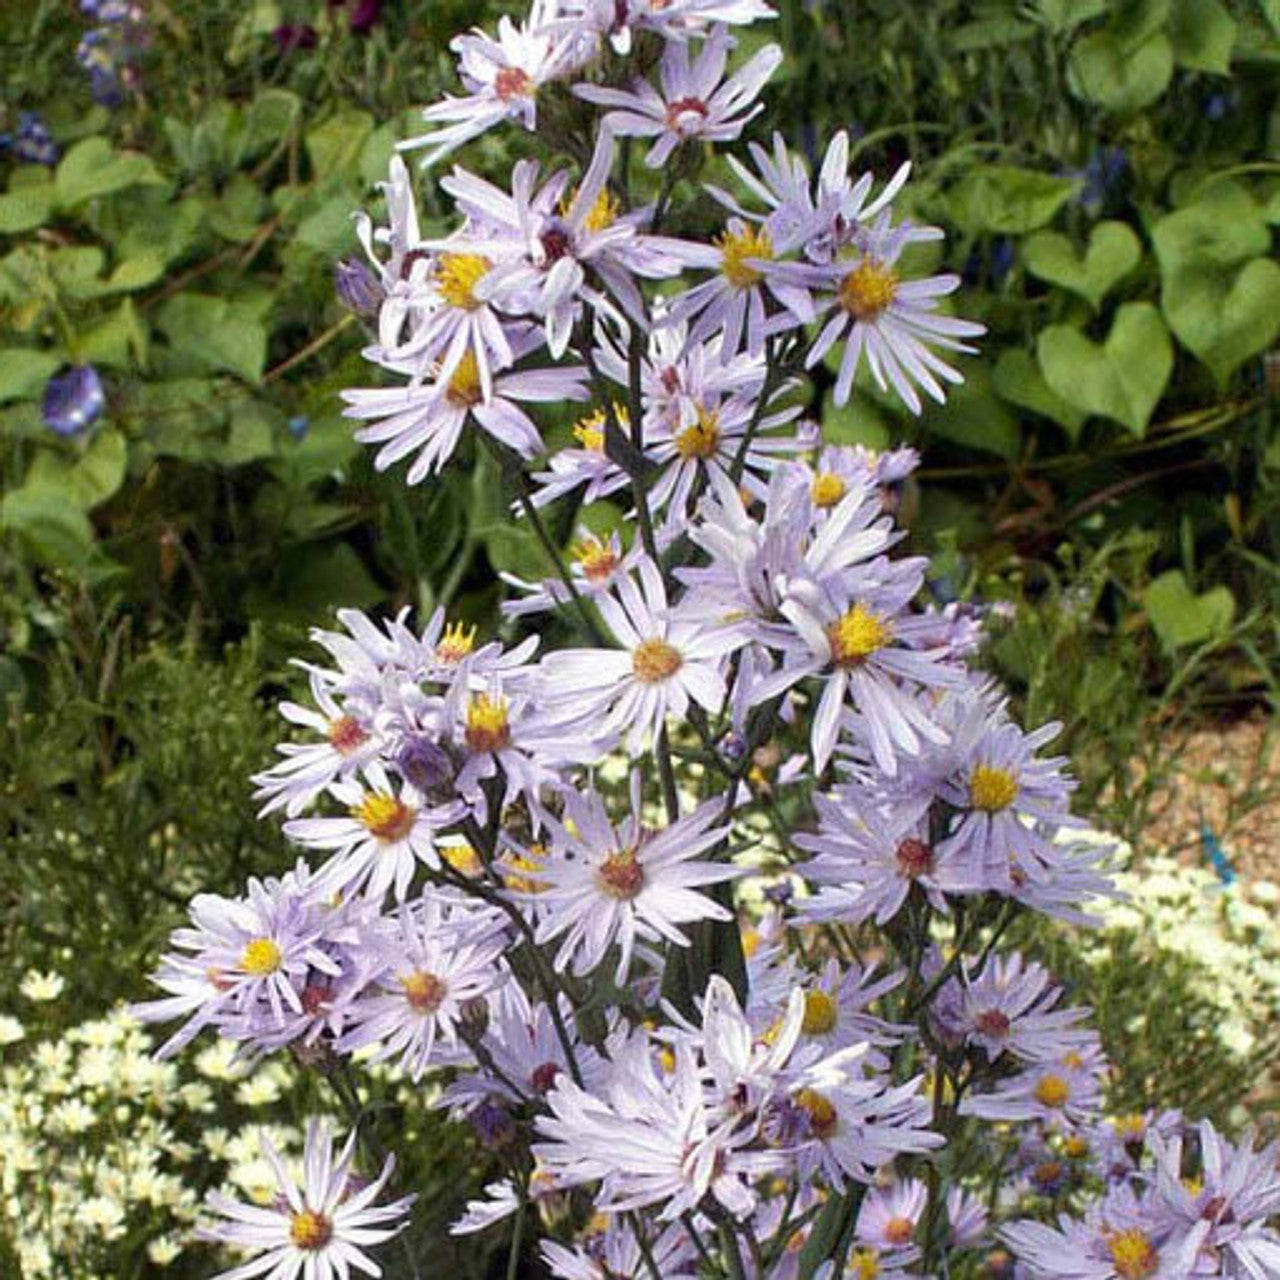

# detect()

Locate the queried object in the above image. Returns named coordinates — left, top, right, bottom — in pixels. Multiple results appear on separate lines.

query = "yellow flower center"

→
left=565, top=537, right=615, bottom=588
left=436, top=253, right=491, bottom=310
left=632, top=637, right=683, bottom=683
left=741, top=926, right=760, bottom=959
left=969, top=764, right=1019, bottom=812
left=570, top=187, right=621, bottom=233
left=1064, top=1133, right=1090, bottom=1159
left=596, top=848, right=645, bottom=900
left=838, top=260, right=899, bottom=320
left=658, top=1045, right=677, bottom=1073
left=674, top=407, right=721, bottom=460
left=326, top=714, right=368, bottom=756
left=401, top=969, right=448, bottom=1013
left=795, top=1088, right=838, bottom=1140
left=884, top=1216, right=915, bottom=1246
left=811, top=471, right=848, bottom=508
left=289, top=1209, right=333, bottom=1251
left=1106, top=1229, right=1159, bottom=1280
left=1114, top=1114, right=1147, bottom=1142
left=442, top=843, right=483, bottom=878
left=827, top=603, right=892, bottom=666
left=503, top=844, right=550, bottom=894
left=1034, top=1074, right=1070, bottom=1109
left=351, top=792, right=417, bottom=843
left=847, top=1250, right=881, bottom=1280
left=240, top=938, right=282, bottom=976
left=801, top=990, right=838, bottom=1036
left=445, top=351, right=483, bottom=407
left=465, top=694, right=511, bottom=753
left=716, top=224, right=774, bottom=289
left=437, top=619, right=477, bottom=665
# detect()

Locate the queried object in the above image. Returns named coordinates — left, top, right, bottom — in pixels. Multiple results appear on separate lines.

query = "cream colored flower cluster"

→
left=1081, top=852, right=1280, bottom=1057
left=0, top=997, right=302, bottom=1278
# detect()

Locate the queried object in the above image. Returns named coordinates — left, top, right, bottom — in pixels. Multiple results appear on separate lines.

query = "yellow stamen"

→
left=838, top=260, right=899, bottom=320
left=503, top=844, right=550, bottom=894
left=716, top=224, right=774, bottom=289
left=465, top=694, right=511, bottom=754
left=969, top=764, right=1019, bottom=812
left=436, top=253, right=491, bottom=310
left=401, top=969, right=448, bottom=1013
left=442, top=843, right=484, bottom=879
left=437, top=619, right=478, bottom=665
left=674, top=406, right=720, bottom=460
left=847, top=1249, right=881, bottom=1280
left=564, top=187, right=621, bottom=233
left=1106, top=1228, right=1159, bottom=1280
left=1034, top=1074, right=1070, bottom=1109
left=794, top=1088, right=838, bottom=1140
left=289, top=1209, right=333, bottom=1251
left=827, top=603, right=892, bottom=666
left=571, top=534, right=620, bottom=584
left=351, top=792, right=417, bottom=843
left=240, top=938, right=282, bottom=976
left=445, top=351, right=483, bottom=407
left=811, top=471, right=848, bottom=508
left=632, top=637, right=683, bottom=683
left=801, top=990, right=838, bottom=1036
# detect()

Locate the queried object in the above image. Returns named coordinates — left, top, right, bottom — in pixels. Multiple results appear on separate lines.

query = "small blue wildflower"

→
left=43, top=366, right=106, bottom=437
left=287, top=414, right=311, bottom=441
left=2, top=112, right=60, bottom=166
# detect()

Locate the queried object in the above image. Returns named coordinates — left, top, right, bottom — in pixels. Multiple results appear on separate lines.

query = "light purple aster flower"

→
left=337, top=895, right=508, bottom=1080
left=199, top=1118, right=414, bottom=1280
left=526, top=773, right=737, bottom=982
left=501, top=527, right=641, bottom=618
left=807, top=212, right=986, bottom=410
left=1149, top=1120, right=1280, bottom=1279
left=574, top=28, right=782, bottom=169
left=283, top=763, right=466, bottom=904
left=130, top=874, right=341, bottom=1058
left=542, top=1218, right=697, bottom=1280
left=960, top=1042, right=1107, bottom=1129
left=400, top=1, right=581, bottom=167
left=534, top=1031, right=778, bottom=1220
left=856, top=1177, right=927, bottom=1255
left=539, top=557, right=735, bottom=753
left=343, top=333, right=589, bottom=481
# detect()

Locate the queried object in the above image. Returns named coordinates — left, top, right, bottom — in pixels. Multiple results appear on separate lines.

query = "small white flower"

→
left=19, top=971, right=64, bottom=1002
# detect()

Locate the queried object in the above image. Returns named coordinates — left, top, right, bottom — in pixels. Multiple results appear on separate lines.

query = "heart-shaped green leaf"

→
left=949, top=166, right=1081, bottom=235
left=1069, top=30, right=1174, bottom=111
left=1023, top=221, right=1142, bottom=309
left=993, top=349, right=1087, bottom=441
left=1142, top=570, right=1235, bottom=649
left=1152, top=180, right=1270, bottom=275
left=1160, top=257, right=1280, bottom=386
left=1168, top=0, right=1237, bottom=73
left=0, top=349, right=60, bottom=404
left=54, top=137, right=164, bottom=210
left=1037, top=303, right=1172, bottom=437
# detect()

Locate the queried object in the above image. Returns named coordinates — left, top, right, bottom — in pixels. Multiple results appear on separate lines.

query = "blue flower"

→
left=43, top=366, right=105, bottom=437
left=2, top=112, right=60, bottom=166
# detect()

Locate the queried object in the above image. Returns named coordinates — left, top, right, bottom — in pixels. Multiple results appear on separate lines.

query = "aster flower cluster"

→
left=129, top=4, right=1280, bottom=1279
left=76, top=0, right=147, bottom=107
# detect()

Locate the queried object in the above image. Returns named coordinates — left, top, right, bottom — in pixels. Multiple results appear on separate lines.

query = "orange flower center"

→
left=401, top=969, right=448, bottom=1013
left=596, top=849, right=645, bottom=900
left=632, top=638, right=683, bottom=683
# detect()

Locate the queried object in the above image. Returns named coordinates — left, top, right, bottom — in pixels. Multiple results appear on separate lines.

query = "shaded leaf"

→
left=1022, top=221, right=1142, bottom=308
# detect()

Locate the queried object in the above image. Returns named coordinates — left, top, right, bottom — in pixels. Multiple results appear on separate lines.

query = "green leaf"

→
left=1110, top=0, right=1172, bottom=52
left=154, top=294, right=268, bottom=383
left=0, top=350, right=59, bottom=404
left=207, top=174, right=268, bottom=244
left=306, top=109, right=375, bottom=181
left=1034, top=0, right=1108, bottom=32
left=0, top=484, right=97, bottom=570
left=1151, top=180, right=1270, bottom=274
left=993, top=348, right=1087, bottom=440
left=0, top=181, right=54, bottom=234
left=1069, top=30, right=1174, bottom=111
left=25, top=428, right=128, bottom=510
left=241, top=89, right=301, bottom=162
left=79, top=299, right=149, bottom=370
left=949, top=166, right=1081, bottom=235
left=917, top=369, right=1022, bottom=460
left=54, top=137, right=164, bottom=209
left=820, top=390, right=890, bottom=449
left=103, top=254, right=165, bottom=294
left=1160, top=257, right=1280, bottom=386
left=1168, top=0, right=1237, bottom=72
left=47, top=246, right=106, bottom=300
left=1036, top=303, right=1173, bottom=436
left=484, top=524, right=556, bottom=582
left=1142, top=570, right=1235, bottom=649
left=249, top=542, right=383, bottom=620
left=1022, top=221, right=1142, bottom=308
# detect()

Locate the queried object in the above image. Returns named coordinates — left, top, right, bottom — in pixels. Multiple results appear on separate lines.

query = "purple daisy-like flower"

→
left=200, top=1118, right=414, bottom=1280
left=574, top=27, right=782, bottom=169
left=527, top=773, right=737, bottom=982
left=43, top=365, right=105, bottom=436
